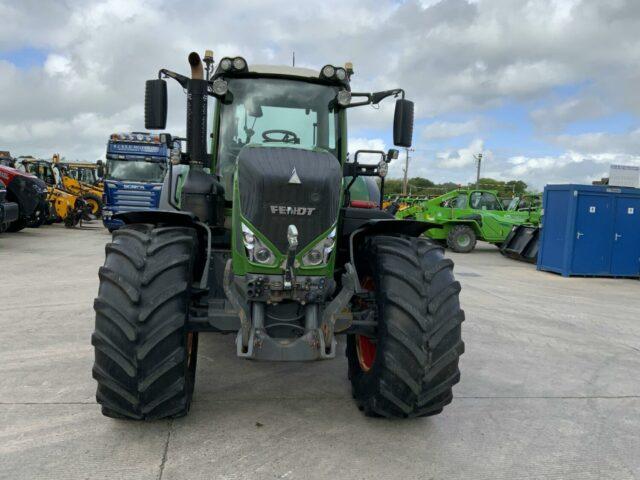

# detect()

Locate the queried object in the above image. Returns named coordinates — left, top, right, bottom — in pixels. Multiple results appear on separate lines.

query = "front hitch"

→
left=283, top=224, right=298, bottom=290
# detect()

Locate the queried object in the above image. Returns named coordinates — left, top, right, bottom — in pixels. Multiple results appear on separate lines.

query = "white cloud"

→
left=553, top=128, right=640, bottom=154
left=422, top=120, right=478, bottom=140
left=437, top=138, right=486, bottom=168
left=530, top=95, right=610, bottom=131
left=43, top=54, right=72, bottom=76
left=500, top=150, right=640, bottom=189
left=0, top=0, right=639, bottom=190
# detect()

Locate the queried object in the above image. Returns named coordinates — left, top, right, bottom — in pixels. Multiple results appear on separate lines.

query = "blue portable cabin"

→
left=103, top=132, right=173, bottom=231
left=537, top=184, right=640, bottom=277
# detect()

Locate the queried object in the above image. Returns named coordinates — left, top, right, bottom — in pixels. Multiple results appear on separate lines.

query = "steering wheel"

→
left=262, top=129, right=300, bottom=144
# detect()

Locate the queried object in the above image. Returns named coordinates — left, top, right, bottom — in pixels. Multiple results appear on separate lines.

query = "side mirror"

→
left=393, top=99, right=414, bottom=147
left=145, top=79, right=168, bottom=130
left=97, top=165, right=105, bottom=178
left=386, top=148, right=399, bottom=163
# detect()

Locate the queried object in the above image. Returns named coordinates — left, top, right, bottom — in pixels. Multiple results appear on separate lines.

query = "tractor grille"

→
left=237, top=146, right=342, bottom=253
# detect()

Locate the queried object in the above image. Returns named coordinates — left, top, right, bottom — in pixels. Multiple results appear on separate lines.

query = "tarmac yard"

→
left=1, top=223, right=639, bottom=480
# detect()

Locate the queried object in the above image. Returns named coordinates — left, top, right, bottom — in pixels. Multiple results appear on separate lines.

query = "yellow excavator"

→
left=52, top=154, right=104, bottom=216
left=17, top=158, right=86, bottom=227
left=60, top=160, right=104, bottom=189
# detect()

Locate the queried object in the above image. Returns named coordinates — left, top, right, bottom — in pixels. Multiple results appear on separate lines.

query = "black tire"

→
left=26, top=209, right=46, bottom=228
left=347, top=236, right=464, bottom=418
left=447, top=225, right=476, bottom=253
left=83, top=192, right=102, bottom=217
left=92, top=224, right=199, bottom=420
left=6, top=217, right=27, bottom=232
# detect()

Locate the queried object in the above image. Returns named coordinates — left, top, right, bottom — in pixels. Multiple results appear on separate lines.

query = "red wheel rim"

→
left=356, top=335, right=376, bottom=372
left=356, top=276, right=376, bottom=372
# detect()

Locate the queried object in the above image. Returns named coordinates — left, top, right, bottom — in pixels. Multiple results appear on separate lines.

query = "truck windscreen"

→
left=106, top=159, right=166, bottom=183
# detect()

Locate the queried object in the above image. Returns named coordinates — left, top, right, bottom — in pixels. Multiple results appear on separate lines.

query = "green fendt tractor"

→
left=91, top=51, right=464, bottom=420
left=396, top=188, right=540, bottom=253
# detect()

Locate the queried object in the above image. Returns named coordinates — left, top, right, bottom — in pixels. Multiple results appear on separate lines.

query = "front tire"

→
left=447, top=225, right=477, bottom=253
left=6, top=217, right=27, bottom=232
left=347, top=236, right=464, bottom=418
left=92, top=224, right=199, bottom=420
left=83, top=192, right=102, bottom=217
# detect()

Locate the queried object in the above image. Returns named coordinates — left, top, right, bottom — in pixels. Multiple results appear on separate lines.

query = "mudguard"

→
left=114, top=209, right=212, bottom=284
left=348, top=218, right=439, bottom=267
left=114, top=209, right=198, bottom=227
left=341, top=207, right=442, bottom=290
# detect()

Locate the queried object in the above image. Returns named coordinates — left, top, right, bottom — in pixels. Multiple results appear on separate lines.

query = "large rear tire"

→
left=347, top=236, right=464, bottom=418
left=92, top=224, right=199, bottom=420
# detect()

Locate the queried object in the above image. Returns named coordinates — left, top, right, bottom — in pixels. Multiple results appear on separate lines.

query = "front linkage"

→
left=91, top=51, right=464, bottom=420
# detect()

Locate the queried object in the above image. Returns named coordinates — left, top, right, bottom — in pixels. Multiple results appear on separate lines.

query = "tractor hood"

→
left=237, top=146, right=342, bottom=253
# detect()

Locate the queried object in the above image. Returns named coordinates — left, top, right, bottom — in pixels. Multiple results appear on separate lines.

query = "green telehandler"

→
left=395, top=188, right=540, bottom=253
left=91, top=51, right=464, bottom=420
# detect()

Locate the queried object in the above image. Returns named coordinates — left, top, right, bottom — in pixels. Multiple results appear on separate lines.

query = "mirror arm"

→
left=354, top=150, right=385, bottom=163
left=158, top=68, right=226, bottom=100
left=344, top=173, right=358, bottom=207
left=344, top=89, right=405, bottom=108
left=371, top=88, right=405, bottom=104
left=159, top=69, right=190, bottom=89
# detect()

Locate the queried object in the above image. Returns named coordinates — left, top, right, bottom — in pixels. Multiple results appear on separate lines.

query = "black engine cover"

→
left=237, top=146, right=342, bottom=253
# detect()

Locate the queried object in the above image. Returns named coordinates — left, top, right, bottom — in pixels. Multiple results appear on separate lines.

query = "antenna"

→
left=292, top=51, right=295, bottom=67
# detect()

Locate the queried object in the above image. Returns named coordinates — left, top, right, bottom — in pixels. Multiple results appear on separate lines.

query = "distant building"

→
left=609, top=164, right=639, bottom=188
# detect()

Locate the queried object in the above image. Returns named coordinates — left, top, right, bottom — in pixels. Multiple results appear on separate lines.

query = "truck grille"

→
left=112, top=190, right=158, bottom=211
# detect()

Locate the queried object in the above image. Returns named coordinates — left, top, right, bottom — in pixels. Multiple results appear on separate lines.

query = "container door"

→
left=610, top=197, right=640, bottom=276
left=571, top=194, right=614, bottom=275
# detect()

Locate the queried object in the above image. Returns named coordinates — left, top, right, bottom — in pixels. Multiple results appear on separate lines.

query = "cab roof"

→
left=247, top=64, right=320, bottom=78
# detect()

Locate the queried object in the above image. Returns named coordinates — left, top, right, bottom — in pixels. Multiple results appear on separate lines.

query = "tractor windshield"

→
left=217, top=77, right=340, bottom=198
left=105, top=159, right=166, bottom=183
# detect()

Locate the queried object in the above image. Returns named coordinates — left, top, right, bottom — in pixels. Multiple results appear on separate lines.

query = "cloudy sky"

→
left=1, top=0, right=639, bottom=189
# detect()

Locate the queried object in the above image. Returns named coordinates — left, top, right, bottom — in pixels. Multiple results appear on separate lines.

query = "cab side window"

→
left=470, top=192, right=500, bottom=210
left=454, top=194, right=467, bottom=208
left=442, top=193, right=468, bottom=208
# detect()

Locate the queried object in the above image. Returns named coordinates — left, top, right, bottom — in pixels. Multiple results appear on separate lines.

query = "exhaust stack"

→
left=180, top=50, right=225, bottom=226
left=188, top=51, right=204, bottom=80
left=186, top=52, right=207, bottom=166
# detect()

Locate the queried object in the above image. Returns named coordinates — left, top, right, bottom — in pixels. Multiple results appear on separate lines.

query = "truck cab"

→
left=102, top=132, right=176, bottom=231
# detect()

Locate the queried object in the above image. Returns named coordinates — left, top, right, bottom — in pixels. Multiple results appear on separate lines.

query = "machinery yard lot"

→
left=1, top=223, right=639, bottom=480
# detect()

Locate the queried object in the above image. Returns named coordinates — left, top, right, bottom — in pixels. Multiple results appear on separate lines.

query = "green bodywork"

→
left=396, top=188, right=541, bottom=245
left=173, top=79, right=358, bottom=279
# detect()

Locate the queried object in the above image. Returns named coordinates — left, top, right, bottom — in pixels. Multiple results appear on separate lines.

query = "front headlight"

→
left=219, top=58, right=232, bottom=71
left=337, top=90, right=351, bottom=106
left=212, top=78, right=228, bottom=96
left=242, top=223, right=277, bottom=266
left=302, top=227, right=336, bottom=267
left=378, top=160, right=388, bottom=178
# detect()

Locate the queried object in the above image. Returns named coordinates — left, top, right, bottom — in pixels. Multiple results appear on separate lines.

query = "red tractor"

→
left=0, top=165, right=48, bottom=232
